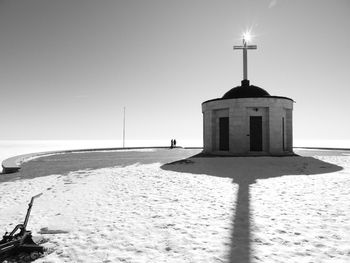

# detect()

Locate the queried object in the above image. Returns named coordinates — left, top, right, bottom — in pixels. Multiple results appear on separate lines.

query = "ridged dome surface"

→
left=222, top=80, right=270, bottom=99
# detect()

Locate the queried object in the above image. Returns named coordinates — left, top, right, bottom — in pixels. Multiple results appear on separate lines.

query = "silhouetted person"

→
left=173, top=139, right=177, bottom=147
left=170, top=139, right=174, bottom=149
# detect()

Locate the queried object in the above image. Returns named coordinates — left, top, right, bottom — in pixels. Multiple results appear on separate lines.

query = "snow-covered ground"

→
left=0, top=149, right=350, bottom=262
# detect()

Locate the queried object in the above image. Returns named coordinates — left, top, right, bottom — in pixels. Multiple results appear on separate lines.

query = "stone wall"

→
left=202, top=97, right=293, bottom=155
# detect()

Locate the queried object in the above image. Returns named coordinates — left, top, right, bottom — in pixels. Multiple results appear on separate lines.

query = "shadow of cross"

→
left=161, top=154, right=343, bottom=263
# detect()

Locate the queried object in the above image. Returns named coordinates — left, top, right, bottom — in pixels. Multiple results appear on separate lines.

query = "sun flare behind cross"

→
left=242, top=30, right=252, bottom=43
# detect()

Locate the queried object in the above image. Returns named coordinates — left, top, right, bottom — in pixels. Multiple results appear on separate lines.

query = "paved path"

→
left=0, top=148, right=201, bottom=182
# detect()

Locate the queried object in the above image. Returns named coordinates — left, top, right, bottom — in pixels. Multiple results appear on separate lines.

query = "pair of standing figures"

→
left=170, top=139, right=177, bottom=148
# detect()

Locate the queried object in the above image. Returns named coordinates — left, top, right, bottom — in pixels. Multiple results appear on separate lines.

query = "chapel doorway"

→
left=219, top=117, right=229, bottom=151
left=250, top=116, right=263, bottom=151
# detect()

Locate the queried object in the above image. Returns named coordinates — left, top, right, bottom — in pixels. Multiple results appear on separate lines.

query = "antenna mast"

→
left=123, top=107, right=126, bottom=148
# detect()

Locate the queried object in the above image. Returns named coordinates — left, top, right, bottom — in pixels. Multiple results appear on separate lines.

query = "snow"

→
left=0, top=149, right=350, bottom=262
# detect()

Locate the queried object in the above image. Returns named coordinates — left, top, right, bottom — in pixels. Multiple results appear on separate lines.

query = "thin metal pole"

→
left=123, top=107, right=125, bottom=148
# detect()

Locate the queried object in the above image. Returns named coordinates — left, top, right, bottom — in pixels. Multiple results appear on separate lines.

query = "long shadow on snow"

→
left=161, top=154, right=343, bottom=263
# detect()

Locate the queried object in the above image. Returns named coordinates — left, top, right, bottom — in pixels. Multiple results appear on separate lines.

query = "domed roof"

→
left=222, top=79, right=270, bottom=99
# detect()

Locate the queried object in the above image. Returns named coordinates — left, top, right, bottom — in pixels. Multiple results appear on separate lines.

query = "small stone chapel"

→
left=202, top=35, right=294, bottom=156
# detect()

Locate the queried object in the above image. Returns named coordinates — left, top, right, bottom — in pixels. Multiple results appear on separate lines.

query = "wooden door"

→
left=219, top=117, right=229, bottom=151
left=250, top=116, right=262, bottom=151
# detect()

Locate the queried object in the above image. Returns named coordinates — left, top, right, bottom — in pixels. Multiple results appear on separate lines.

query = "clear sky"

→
left=0, top=0, right=349, bottom=143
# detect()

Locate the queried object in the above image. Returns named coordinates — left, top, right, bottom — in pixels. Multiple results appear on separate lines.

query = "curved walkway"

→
left=2, top=146, right=349, bottom=174
left=1, top=146, right=193, bottom=174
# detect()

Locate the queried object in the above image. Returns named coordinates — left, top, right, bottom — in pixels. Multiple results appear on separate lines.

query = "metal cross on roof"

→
left=233, top=35, right=257, bottom=81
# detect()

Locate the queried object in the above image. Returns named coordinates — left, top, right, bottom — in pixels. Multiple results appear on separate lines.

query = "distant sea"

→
left=0, top=139, right=349, bottom=165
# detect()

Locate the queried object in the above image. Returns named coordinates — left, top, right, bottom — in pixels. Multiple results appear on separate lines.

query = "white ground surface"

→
left=0, top=151, right=350, bottom=262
